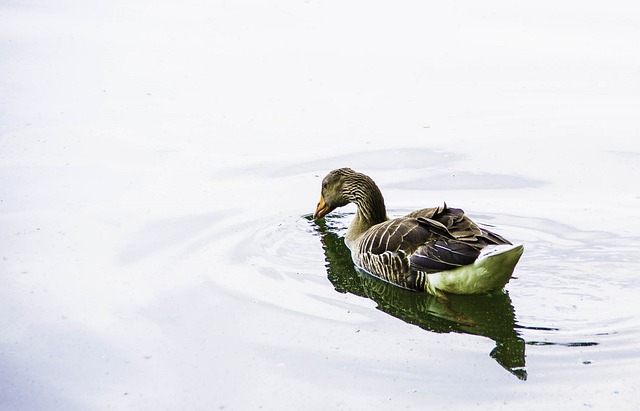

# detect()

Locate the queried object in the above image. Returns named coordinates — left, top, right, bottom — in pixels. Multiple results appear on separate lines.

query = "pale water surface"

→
left=1, top=1, right=640, bottom=410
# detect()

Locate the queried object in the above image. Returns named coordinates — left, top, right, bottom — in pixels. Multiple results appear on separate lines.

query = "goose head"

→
left=313, top=168, right=354, bottom=219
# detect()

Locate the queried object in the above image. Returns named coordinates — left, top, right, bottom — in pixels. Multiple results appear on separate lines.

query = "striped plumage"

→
left=313, top=168, right=524, bottom=297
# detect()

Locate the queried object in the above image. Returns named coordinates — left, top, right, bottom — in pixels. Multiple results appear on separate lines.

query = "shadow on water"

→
left=311, top=214, right=529, bottom=380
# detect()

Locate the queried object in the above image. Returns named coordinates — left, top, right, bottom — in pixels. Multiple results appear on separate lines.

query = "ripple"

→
left=222, top=213, right=375, bottom=323
left=224, top=206, right=640, bottom=380
left=470, top=213, right=640, bottom=359
left=219, top=148, right=462, bottom=178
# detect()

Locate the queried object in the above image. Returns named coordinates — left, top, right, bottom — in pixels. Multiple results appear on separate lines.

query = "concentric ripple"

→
left=224, top=207, right=640, bottom=380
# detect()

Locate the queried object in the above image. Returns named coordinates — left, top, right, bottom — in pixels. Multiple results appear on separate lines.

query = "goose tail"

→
left=477, top=243, right=525, bottom=288
left=429, top=244, right=524, bottom=295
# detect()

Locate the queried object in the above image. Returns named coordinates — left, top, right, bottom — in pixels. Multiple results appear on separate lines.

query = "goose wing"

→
left=406, top=204, right=512, bottom=245
left=407, top=204, right=512, bottom=273
left=409, top=236, right=481, bottom=273
left=405, top=204, right=482, bottom=240
left=357, top=204, right=511, bottom=275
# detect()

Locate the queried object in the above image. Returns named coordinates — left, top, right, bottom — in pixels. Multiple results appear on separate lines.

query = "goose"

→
left=313, top=168, right=524, bottom=297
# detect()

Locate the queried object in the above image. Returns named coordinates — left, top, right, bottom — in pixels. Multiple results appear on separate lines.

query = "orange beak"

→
left=313, top=195, right=334, bottom=219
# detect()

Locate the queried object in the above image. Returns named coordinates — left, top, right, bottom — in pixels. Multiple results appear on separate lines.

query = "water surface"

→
left=1, top=1, right=640, bottom=410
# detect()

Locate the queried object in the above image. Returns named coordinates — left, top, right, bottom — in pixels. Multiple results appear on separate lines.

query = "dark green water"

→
left=315, top=213, right=529, bottom=380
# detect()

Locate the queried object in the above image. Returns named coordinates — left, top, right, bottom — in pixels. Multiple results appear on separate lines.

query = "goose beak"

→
left=313, top=195, right=334, bottom=219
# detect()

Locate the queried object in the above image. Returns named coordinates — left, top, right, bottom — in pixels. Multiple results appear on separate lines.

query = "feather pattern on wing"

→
left=353, top=204, right=513, bottom=290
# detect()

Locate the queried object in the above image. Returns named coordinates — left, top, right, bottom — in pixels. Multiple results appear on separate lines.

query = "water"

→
left=2, top=1, right=640, bottom=410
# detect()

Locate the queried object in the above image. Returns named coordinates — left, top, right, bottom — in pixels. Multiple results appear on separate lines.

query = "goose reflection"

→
left=312, top=214, right=527, bottom=380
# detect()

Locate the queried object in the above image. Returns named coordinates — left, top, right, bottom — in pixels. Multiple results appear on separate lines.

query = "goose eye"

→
left=322, top=182, right=327, bottom=189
